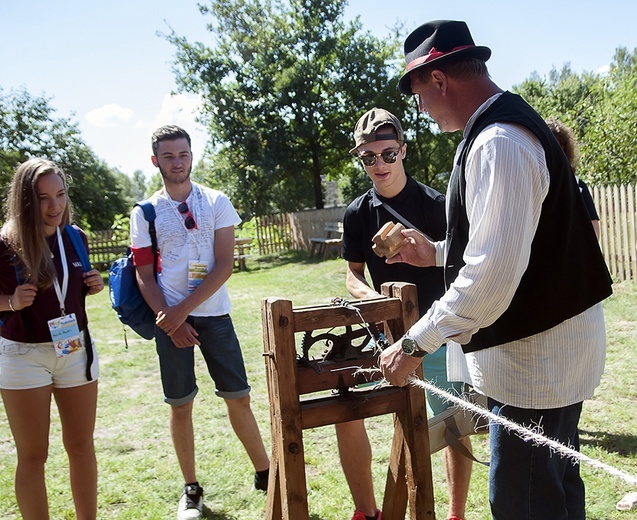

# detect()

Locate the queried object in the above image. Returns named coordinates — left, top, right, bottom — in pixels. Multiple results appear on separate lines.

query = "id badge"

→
left=188, top=260, right=209, bottom=294
left=48, top=313, right=82, bottom=358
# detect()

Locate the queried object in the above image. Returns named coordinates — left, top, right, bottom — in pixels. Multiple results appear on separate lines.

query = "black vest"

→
left=445, top=92, right=612, bottom=353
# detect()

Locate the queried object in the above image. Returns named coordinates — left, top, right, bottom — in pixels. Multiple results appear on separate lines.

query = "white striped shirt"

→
left=410, top=94, right=607, bottom=409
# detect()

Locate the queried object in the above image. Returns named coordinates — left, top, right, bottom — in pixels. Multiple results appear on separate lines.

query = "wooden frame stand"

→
left=261, top=282, right=435, bottom=519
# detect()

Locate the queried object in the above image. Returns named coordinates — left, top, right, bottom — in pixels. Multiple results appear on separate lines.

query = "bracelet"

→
left=8, top=296, right=15, bottom=312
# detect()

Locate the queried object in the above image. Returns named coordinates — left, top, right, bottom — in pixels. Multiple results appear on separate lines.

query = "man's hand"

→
left=380, top=341, right=423, bottom=387
left=156, top=305, right=189, bottom=336
left=385, top=228, right=436, bottom=267
left=169, top=322, right=200, bottom=348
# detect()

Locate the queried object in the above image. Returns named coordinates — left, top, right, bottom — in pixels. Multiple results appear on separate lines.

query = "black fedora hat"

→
left=399, top=20, right=491, bottom=95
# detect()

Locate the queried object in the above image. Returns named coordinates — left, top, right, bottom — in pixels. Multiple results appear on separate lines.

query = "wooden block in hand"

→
left=372, top=221, right=408, bottom=258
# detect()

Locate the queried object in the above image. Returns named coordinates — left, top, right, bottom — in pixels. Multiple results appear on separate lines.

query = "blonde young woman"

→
left=0, top=158, right=104, bottom=519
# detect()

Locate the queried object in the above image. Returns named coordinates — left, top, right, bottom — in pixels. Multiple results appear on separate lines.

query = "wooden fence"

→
left=253, top=207, right=346, bottom=255
left=88, top=230, right=128, bottom=272
left=593, top=184, right=637, bottom=282
left=254, top=212, right=292, bottom=255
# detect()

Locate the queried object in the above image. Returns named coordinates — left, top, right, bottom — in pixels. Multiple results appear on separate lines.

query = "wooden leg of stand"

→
left=263, top=298, right=310, bottom=520
left=400, top=370, right=435, bottom=519
left=265, top=459, right=282, bottom=520
left=382, top=415, right=409, bottom=520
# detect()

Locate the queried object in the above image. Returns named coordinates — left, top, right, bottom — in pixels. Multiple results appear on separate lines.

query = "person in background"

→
left=546, top=117, right=600, bottom=239
left=337, top=107, right=473, bottom=520
left=130, top=125, right=270, bottom=520
left=379, top=20, right=612, bottom=519
left=0, top=158, right=104, bottom=520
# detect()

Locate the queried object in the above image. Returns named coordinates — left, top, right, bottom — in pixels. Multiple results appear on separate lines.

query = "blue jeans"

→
left=488, top=398, right=585, bottom=520
left=155, top=315, right=251, bottom=405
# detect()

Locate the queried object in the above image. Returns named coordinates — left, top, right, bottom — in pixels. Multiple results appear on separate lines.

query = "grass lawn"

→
left=0, top=251, right=636, bottom=519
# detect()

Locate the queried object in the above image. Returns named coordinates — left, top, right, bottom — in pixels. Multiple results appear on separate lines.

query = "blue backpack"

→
left=108, top=202, right=158, bottom=340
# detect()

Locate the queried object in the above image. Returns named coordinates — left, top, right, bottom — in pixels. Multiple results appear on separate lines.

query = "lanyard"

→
left=52, top=226, right=69, bottom=316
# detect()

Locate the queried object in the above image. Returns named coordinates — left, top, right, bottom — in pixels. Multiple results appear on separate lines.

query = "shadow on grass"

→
left=202, top=505, right=239, bottom=519
left=579, top=429, right=637, bottom=456
left=202, top=505, right=328, bottom=519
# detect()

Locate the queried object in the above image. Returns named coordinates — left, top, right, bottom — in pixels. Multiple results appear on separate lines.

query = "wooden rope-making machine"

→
left=261, top=282, right=436, bottom=520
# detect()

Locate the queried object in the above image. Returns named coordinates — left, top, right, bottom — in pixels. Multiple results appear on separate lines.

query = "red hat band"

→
left=406, top=44, right=475, bottom=72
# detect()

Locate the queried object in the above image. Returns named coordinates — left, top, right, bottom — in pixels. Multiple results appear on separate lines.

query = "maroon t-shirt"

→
left=0, top=227, right=89, bottom=343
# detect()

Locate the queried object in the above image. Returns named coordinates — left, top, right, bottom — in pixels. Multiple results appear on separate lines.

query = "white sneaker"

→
left=177, top=484, right=203, bottom=520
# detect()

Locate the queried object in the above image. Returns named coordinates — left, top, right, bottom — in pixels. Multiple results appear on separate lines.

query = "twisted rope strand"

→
left=408, top=376, right=637, bottom=487
left=352, top=367, right=637, bottom=486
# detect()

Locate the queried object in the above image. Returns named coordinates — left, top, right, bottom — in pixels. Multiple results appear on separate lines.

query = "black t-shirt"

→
left=342, top=175, right=447, bottom=317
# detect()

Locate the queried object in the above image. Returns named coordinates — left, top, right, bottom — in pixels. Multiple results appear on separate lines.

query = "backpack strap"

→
left=63, top=224, right=97, bottom=381
left=135, top=201, right=158, bottom=279
left=65, top=225, right=92, bottom=272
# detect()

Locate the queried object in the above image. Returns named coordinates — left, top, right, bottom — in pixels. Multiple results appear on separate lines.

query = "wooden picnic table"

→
left=309, top=222, right=343, bottom=259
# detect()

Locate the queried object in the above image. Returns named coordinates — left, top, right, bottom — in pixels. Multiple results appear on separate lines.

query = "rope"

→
left=410, top=376, right=637, bottom=487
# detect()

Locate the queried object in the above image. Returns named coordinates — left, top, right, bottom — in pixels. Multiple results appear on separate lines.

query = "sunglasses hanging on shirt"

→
left=177, top=201, right=197, bottom=230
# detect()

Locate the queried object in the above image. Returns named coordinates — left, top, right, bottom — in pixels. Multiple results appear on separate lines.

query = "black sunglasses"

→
left=177, top=201, right=197, bottom=230
left=358, top=146, right=402, bottom=167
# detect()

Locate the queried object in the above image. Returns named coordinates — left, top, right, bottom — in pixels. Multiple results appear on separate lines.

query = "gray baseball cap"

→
left=350, top=108, right=404, bottom=155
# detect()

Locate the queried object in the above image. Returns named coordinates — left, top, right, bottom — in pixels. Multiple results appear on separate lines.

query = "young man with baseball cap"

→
left=379, top=20, right=612, bottom=519
left=338, top=107, right=473, bottom=520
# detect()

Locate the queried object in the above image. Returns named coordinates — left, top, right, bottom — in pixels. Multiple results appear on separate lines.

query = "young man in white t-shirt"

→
left=130, top=125, right=270, bottom=520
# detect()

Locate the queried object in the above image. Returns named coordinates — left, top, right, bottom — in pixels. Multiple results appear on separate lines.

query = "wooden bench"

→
left=234, top=237, right=253, bottom=271
left=309, top=221, right=343, bottom=259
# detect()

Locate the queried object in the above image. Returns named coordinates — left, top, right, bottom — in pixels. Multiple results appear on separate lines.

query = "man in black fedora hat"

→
left=379, top=19, right=613, bottom=519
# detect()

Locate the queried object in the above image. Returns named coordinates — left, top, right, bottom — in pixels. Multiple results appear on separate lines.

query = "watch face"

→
left=401, top=337, right=417, bottom=355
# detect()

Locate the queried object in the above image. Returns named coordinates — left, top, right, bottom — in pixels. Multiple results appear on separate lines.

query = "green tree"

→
left=0, top=87, right=130, bottom=229
left=514, top=65, right=599, bottom=130
left=166, top=0, right=409, bottom=216
left=119, top=169, right=150, bottom=203
left=583, top=47, right=637, bottom=185
left=513, top=50, right=637, bottom=186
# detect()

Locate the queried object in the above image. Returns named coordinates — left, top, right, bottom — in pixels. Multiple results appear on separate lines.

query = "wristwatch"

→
left=401, top=333, right=426, bottom=357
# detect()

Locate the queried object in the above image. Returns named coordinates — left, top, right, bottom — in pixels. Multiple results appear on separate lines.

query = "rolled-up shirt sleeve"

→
left=410, top=124, right=550, bottom=353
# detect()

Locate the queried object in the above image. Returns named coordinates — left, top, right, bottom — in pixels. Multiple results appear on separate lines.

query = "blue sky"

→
left=2, top=0, right=636, bottom=179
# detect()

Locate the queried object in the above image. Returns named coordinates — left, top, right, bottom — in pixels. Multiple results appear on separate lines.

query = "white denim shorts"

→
left=0, top=335, right=99, bottom=390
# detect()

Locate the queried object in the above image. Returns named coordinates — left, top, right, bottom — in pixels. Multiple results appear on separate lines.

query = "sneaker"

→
left=351, top=510, right=382, bottom=520
left=253, top=469, right=269, bottom=491
left=177, top=483, right=203, bottom=520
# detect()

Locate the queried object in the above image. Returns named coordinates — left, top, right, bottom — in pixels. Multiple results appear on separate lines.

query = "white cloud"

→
left=146, top=93, right=208, bottom=159
left=596, top=64, right=611, bottom=76
left=151, top=92, right=203, bottom=129
left=85, top=103, right=134, bottom=128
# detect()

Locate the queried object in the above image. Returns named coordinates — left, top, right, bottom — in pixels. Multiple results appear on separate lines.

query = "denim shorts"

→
left=155, top=315, right=251, bottom=406
left=422, top=345, right=464, bottom=416
left=0, top=336, right=98, bottom=390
